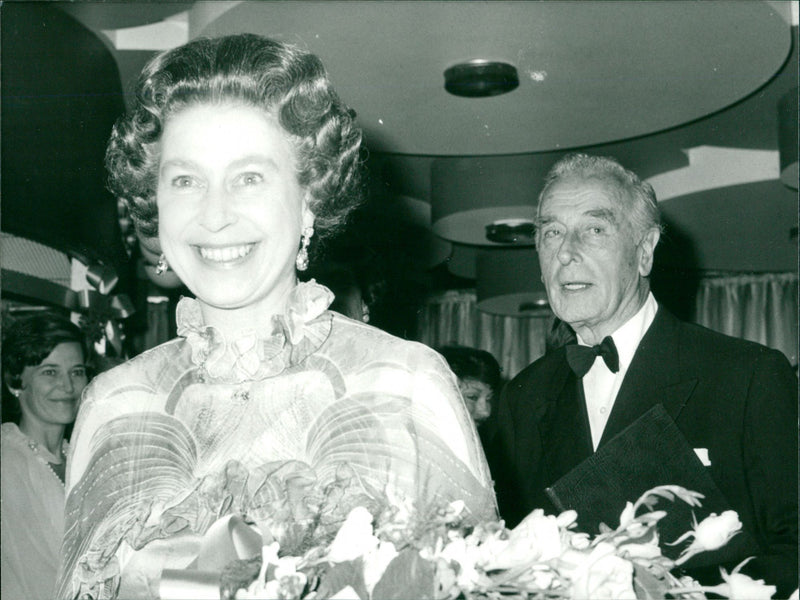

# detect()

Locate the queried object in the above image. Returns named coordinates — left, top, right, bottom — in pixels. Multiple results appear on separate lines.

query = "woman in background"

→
left=57, top=33, right=495, bottom=600
left=437, top=345, right=502, bottom=438
left=1, top=312, right=89, bottom=600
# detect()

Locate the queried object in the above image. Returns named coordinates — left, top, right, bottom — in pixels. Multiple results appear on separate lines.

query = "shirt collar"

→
left=576, top=292, right=658, bottom=372
left=609, top=292, right=658, bottom=372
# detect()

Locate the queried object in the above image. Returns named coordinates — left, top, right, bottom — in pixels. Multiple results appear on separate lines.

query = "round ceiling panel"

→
left=196, top=1, right=792, bottom=155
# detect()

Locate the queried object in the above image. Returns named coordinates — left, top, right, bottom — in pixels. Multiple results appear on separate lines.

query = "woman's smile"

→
left=196, top=243, right=257, bottom=265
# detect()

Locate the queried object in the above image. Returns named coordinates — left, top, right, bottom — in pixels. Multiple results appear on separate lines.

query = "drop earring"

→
left=296, top=227, right=314, bottom=271
left=155, top=254, right=169, bottom=275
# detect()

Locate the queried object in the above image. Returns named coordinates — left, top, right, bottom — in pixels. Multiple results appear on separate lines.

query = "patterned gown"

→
left=56, top=282, right=496, bottom=599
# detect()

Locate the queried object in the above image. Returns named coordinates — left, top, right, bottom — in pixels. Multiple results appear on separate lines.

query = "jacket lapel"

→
left=598, top=308, right=698, bottom=448
left=540, top=360, right=594, bottom=485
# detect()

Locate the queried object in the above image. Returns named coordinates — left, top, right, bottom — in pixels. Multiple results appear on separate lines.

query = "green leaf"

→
left=315, top=558, right=370, bottom=600
left=372, top=548, right=436, bottom=600
left=632, top=563, right=668, bottom=600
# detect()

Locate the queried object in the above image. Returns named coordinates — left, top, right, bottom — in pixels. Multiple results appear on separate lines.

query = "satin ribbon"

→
left=85, top=264, right=119, bottom=296
left=0, top=270, right=134, bottom=318
left=159, top=515, right=264, bottom=600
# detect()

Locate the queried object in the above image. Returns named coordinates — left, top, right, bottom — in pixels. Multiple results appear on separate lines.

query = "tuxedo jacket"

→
left=489, top=307, right=798, bottom=594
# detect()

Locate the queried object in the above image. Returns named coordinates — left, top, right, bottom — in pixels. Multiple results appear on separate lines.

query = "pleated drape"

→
left=415, top=289, right=552, bottom=379
left=694, top=272, right=798, bottom=366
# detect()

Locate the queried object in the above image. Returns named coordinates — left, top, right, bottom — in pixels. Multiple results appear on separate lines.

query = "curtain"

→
left=416, top=272, right=798, bottom=379
left=694, top=272, right=798, bottom=366
left=415, top=289, right=552, bottom=379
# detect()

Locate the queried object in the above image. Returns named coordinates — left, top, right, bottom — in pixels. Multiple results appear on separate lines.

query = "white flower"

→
left=557, top=510, right=578, bottom=529
left=672, top=511, right=742, bottom=565
left=566, top=543, right=636, bottom=600
left=619, top=539, right=662, bottom=560
left=619, top=501, right=636, bottom=528
left=363, top=541, right=398, bottom=594
left=516, top=564, right=557, bottom=591
left=718, top=571, right=777, bottom=600
left=693, top=511, right=742, bottom=551
left=483, top=509, right=563, bottom=570
left=704, top=558, right=777, bottom=600
left=439, top=535, right=488, bottom=589
left=327, top=506, right=379, bottom=563
left=474, top=529, right=512, bottom=566
left=569, top=532, right=591, bottom=550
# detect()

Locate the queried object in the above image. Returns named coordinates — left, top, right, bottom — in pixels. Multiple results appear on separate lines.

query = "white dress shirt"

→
left=578, top=293, right=658, bottom=450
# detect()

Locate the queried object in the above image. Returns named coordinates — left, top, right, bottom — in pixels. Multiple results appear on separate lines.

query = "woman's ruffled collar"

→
left=176, top=280, right=334, bottom=383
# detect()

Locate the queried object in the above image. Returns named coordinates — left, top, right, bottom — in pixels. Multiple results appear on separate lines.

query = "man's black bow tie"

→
left=565, top=336, right=620, bottom=378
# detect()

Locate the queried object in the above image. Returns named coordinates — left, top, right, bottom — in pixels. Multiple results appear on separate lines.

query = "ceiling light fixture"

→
left=444, top=60, right=519, bottom=98
left=485, top=218, right=536, bottom=244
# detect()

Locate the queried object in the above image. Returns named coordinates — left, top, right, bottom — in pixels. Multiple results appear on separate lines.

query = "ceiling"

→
left=18, top=2, right=800, bottom=314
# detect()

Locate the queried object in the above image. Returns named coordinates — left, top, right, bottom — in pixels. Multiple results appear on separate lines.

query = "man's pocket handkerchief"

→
left=694, top=448, right=711, bottom=466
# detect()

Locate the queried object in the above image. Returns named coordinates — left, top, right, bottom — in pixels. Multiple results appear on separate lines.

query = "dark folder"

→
left=545, top=403, right=759, bottom=568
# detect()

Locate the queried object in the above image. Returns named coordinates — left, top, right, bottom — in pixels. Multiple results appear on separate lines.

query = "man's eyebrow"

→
left=535, top=215, right=557, bottom=227
left=584, top=208, right=617, bottom=223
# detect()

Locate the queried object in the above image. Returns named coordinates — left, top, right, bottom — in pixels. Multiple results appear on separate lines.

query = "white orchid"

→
left=482, top=508, right=563, bottom=570
left=565, top=542, right=637, bottom=600
left=707, top=558, right=776, bottom=600
left=670, top=510, right=742, bottom=565
left=326, top=506, right=379, bottom=563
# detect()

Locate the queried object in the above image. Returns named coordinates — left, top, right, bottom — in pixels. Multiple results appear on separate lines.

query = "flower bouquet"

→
left=211, top=485, right=781, bottom=600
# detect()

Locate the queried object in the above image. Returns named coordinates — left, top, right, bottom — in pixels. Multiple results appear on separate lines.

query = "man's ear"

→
left=638, top=227, right=661, bottom=277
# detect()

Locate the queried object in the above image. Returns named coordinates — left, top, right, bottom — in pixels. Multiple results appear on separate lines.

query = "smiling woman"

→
left=155, top=103, right=312, bottom=319
left=57, top=34, right=496, bottom=600
left=1, top=312, right=89, bottom=600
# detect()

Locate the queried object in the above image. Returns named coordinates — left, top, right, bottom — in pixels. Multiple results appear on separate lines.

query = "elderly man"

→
left=490, top=153, right=797, bottom=595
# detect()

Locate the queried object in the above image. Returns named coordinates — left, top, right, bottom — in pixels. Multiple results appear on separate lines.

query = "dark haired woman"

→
left=1, top=312, right=89, bottom=600
left=57, top=34, right=495, bottom=599
left=437, top=345, right=502, bottom=432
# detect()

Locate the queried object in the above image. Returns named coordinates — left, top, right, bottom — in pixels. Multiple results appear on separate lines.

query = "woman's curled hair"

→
left=105, top=33, right=364, bottom=246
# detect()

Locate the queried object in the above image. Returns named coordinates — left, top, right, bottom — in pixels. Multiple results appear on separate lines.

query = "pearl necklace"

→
left=25, top=437, right=68, bottom=486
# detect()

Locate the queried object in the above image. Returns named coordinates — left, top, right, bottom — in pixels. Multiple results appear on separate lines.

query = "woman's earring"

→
left=296, top=227, right=314, bottom=271
left=155, top=254, right=169, bottom=276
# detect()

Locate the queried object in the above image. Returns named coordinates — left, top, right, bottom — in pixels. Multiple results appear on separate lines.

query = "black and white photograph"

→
left=2, top=2, right=798, bottom=599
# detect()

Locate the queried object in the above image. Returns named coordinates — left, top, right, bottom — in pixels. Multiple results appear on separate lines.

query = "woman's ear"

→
left=302, top=207, right=316, bottom=232
left=3, top=370, right=20, bottom=396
